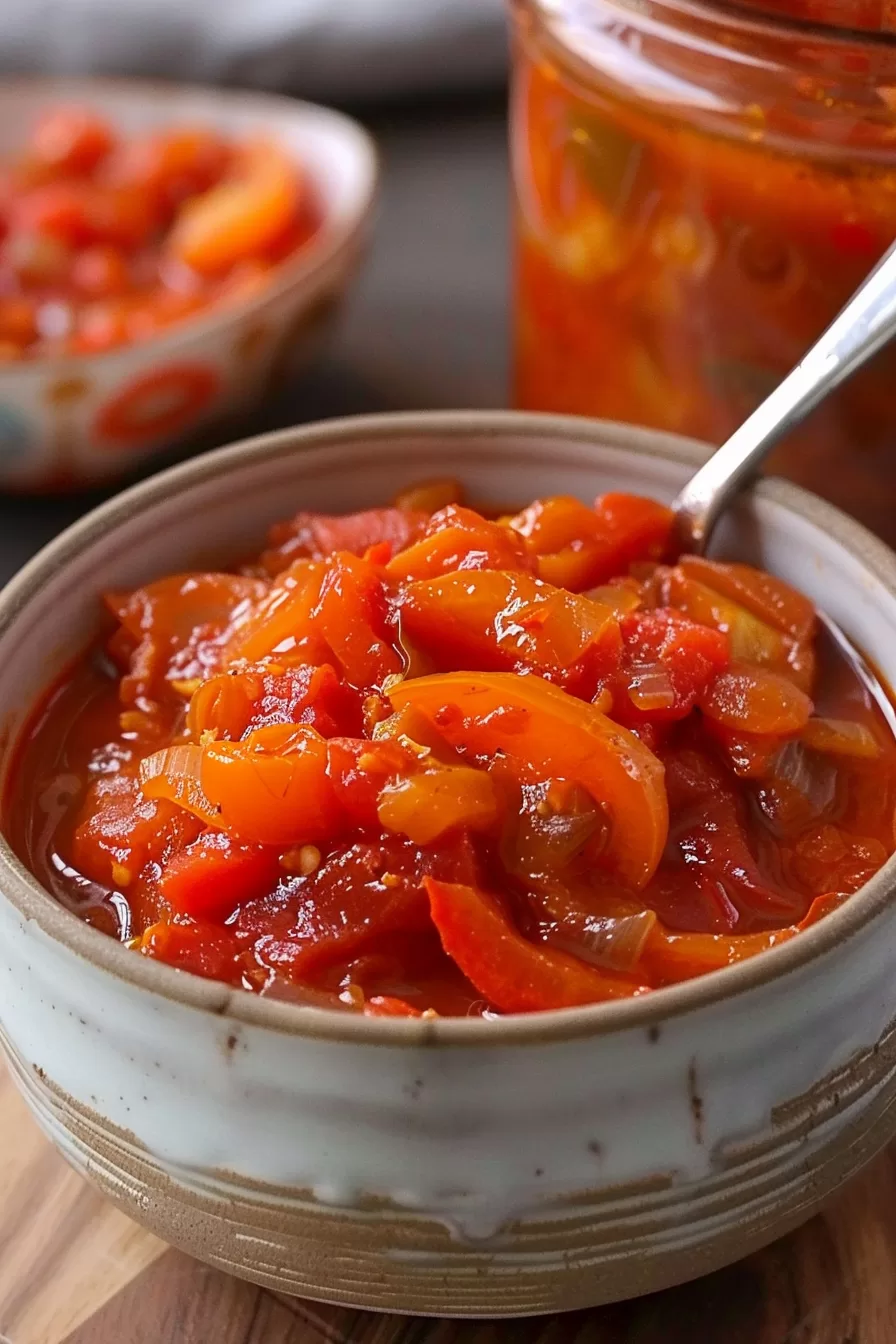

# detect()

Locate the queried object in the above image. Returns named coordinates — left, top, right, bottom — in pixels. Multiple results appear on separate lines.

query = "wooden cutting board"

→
left=1, top=1063, right=896, bottom=1343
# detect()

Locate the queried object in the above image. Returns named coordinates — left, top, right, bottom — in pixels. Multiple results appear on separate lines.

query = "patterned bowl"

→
left=0, top=79, right=376, bottom=490
left=1, top=411, right=895, bottom=1317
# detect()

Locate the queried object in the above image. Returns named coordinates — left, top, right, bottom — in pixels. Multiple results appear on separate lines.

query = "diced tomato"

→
left=110, top=127, right=232, bottom=211
left=137, top=917, right=242, bottom=984
left=364, top=541, right=393, bottom=567
left=106, top=572, right=268, bottom=704
left=160, top=831, right=280, bottom=921
left=616, top=608, right=729, bottom=723
left=12, top=182, right=95, bottom=245
left=86, top=184, right=158, bottom=248
left=262, top=507, right=428, bottom=576
left=238, top=837, right=433, bottom=977
left=311, top=553, right=403, bottom=689
left=72, top=769, right=203, bottom=889
left=326, top=736, right=413, bottom=831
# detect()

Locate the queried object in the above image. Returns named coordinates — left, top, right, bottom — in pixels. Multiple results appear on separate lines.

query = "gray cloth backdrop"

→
left=0, top=0, right=508, bottom=101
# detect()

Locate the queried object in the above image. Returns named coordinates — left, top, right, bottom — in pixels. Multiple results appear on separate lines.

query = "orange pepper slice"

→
left=509, top=493, right=674, bottom=592
left=641, top=892, right=845, bottom=984
left=400, top=569, right=622, bottom=692
left=386, top=505, right=533, bottom=583
left=198, top=723, right=341, bottom=847
left=390, top=671, right=667, bottom=890
left=700, top=664, right=813, bottom=737
left=167, top=138, right=299, bottom=275
left=141, top=724, right=342, bottom=846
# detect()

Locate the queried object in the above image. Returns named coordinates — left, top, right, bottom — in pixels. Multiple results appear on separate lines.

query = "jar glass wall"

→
left=510, top=0, right=896, bottom=540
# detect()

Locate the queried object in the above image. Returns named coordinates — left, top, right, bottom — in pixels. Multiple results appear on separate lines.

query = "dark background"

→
left=0, top=93, right=509, bottom=582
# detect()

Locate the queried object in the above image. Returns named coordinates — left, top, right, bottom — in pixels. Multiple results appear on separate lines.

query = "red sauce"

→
left=0, top=105, right=319, bottom=360
left=5, top=479, right=895, bottom=1017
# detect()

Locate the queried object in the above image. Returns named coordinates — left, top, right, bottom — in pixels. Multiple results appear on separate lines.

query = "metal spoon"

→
left=672, top=241, right=896, bottom=735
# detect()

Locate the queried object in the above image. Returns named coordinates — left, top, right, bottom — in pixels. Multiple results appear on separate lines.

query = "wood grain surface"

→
left=1, top=1061, right=895, bottom=1343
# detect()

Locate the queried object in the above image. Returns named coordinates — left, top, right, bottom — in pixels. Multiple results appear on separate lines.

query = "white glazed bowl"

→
left=0, top=411, right=895, bottom=1317
left=0, top=79, right=376, bottom=490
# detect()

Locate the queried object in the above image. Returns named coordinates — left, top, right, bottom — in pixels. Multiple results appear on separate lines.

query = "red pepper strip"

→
left=424, top=878, right=649, bottom=1012
left=641, top=891, right=845, bottom=985
left=159, top=831, right=281, bottom=922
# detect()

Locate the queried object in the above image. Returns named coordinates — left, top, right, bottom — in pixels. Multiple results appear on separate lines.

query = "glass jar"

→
left=510, top=0, right=896, bottom=542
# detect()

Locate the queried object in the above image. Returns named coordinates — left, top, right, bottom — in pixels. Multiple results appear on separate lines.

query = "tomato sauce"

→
left=0, top=105, right=319, bottom=360
left=5, top=480, right=896, bottom=1017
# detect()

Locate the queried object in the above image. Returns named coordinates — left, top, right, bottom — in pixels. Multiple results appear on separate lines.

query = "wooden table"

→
left=3, top=98, right=896, bottom=1342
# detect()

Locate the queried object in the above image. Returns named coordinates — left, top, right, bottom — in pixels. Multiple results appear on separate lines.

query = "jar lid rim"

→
left=529, top=0, right=896, bottom=55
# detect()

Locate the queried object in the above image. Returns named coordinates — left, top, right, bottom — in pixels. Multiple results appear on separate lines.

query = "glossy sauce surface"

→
left=5, top=480, right=896, bottom=1017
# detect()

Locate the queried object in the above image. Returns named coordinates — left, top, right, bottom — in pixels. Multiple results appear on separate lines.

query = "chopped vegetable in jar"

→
left=511, top=0, right=896, bottom=540
left=5, top=478, right=895, bottom=1016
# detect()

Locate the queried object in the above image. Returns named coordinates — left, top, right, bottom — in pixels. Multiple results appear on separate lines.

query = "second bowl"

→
left=0, top=78, right=377, bottom=490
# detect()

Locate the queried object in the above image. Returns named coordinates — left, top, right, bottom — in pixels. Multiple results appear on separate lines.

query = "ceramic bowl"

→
left=0, top=79, right=376, bottom=490
left=0, top=411, right=895, bottom=1318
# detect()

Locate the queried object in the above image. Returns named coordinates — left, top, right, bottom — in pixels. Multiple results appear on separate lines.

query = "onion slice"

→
left=139, top=745, right=221, bottom=826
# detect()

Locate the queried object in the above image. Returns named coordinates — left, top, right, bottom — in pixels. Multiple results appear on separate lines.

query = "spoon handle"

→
left=673, top=240, right=896, bottom=554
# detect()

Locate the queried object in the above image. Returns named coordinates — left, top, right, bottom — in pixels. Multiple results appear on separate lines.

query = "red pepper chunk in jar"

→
left=4, top=479, right=896, bottom=1017
left=0, top=105, right=319, bottom=360
left=511, top=0, right=896, bottom=543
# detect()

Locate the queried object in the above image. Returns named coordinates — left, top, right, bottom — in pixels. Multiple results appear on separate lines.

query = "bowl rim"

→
left=0, top=75, right=378, bottom=374
left=2, top=407, right=895, bottom=1047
